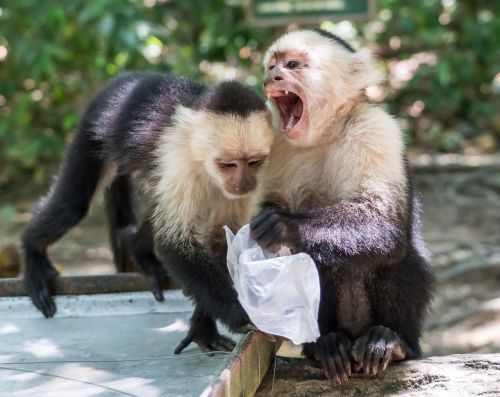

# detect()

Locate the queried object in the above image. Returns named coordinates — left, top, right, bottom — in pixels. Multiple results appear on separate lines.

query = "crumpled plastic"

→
left=224, top=224, right=320, bottom=345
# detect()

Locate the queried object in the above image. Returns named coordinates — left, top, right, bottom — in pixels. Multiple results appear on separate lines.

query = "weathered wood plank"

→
left=0, top=273, right=176, bottom=296
left=206, top=332, right=280, bottom=397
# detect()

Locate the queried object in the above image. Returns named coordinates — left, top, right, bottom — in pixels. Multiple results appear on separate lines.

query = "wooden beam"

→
left=207, top=332, right=280, bottom=397
left=0, top=273, right=176, bottom=297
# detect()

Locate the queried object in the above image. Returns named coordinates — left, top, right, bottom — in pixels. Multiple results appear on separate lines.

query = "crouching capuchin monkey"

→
left=22, top=73, right=275, bottom=355
left=250, top=29, right=435, bottom=383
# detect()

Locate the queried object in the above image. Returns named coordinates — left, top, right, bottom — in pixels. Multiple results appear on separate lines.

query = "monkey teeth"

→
left=266, top=89, right=304, bottom=133
left=267, top=90, right=287, bottom=98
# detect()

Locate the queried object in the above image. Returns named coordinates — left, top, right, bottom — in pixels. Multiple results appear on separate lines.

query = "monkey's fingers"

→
left=250, top=210, right=274, bottom=230
left=35, top=288, right=57, bottom=318
left=313, top=332, right=352, bottom=384
left=174, top=334, right=195, bottom=354
left=146, top=274, right=165, bottom=302
left=252, top=220, right=286, bottom=252
left=352, top=325, right=404, bottom=376
left=339, top=344, right=352, bottom=377
left=368, top=327, right=389, bottom=375
left=250, top=211, right=278, bottom=240
left=319, top=352, right=348, bottom=385
left=26, top=275, right=57, bottom=318
left=192, top=335, right=237, bottom=356
left=351, top=334, right=369, bottom=372
left=209, top=335, right=237, bottom=352
left=380, top=345, right=393, bottom=373
left=370, top=326, right=405, bottom=374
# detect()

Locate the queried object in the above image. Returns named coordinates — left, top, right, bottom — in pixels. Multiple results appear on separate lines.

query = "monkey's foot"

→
left=351, top=325, right=406, bottom=376
left=174, top=329, right=236, bottom=356
left=175, top=306, right=238, bottom=355
left=24, top=262, right=59, bottom=318
left=303, top=332, right=352, bottom=384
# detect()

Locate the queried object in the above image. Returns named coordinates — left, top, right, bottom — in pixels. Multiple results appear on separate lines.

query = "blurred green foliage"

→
left=0, top=0, right=498, bottom=187
left=368, top=0, right=500, bottom=153
left=0, top=0, right=265, bottom=187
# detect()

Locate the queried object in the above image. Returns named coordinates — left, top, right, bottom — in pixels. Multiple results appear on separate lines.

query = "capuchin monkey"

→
left=250, top=29, right=435, bottom=384
left=22, top=73, right=274, bottom=354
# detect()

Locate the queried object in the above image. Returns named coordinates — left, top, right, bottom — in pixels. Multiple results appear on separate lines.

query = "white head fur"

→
left=263, top=29, right=384, bottom=147
left=152, top=106, right=274, bottom=245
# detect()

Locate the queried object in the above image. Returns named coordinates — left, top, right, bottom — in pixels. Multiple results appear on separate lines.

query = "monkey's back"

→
left=79, top=72, right=206, bottom=173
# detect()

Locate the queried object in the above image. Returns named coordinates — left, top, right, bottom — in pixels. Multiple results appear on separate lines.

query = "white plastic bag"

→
left=224, top=224, right=320, bottom=345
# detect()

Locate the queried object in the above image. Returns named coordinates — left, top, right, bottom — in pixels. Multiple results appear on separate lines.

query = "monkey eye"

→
left=220, top=161, right=237, bottom=169
left=248, top=158, right=263, bottom=167
left=268, top=64, right=275, bottom=71
left=286, top=60, right=300, bottom=69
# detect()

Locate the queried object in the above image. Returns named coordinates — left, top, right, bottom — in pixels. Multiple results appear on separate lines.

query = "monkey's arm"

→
left=156, top=242, right=251, bottom=332
left=251, top=192, right=408, bottom=266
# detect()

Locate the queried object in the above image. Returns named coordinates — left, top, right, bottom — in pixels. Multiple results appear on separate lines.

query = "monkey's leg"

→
left=303, top=331, right=352, bottom=385
left=105, top=175, right=138, bottom=273
left=131, top=218, right=168, bottom=302
left=351, top=245, right=433, bottom=376
left=106, top=182, right=168, bottom=301
left=22, top=132, right=104, bottom=318
left=174, top=305, right=237, bottom=355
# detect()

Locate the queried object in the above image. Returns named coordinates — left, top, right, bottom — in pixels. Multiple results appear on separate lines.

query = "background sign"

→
left=247, top=0, right=375, bottom=26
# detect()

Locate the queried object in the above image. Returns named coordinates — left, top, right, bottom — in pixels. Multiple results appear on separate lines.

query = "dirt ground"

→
left=1, top=157, right=499, bottom=359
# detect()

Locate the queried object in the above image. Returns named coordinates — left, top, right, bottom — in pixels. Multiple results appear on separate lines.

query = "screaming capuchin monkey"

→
left=250, top=30, right=434, bottom=383
left=22, top=73, right=274, bottom=355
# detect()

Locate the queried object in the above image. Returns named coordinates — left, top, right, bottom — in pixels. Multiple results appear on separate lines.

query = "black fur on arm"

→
left=156, top=239, right=250, bottom=332
left=251, top=192, right=408, bottom=267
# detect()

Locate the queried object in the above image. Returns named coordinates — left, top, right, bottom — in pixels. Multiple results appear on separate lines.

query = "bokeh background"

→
left=0, top=0, right=499, bottom=358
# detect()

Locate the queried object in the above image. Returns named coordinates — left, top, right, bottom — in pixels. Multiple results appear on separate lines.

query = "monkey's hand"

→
left=24, top=258, right=59, bottom=318
left=351, top=325, right=406, bottom=376
left=250, top=210, right=299, bottom=253
left=225, top=301, right=254, bottom=334
left=303, top=332, right=352, bottom=385
left=175, top=306, right=237, bottom=355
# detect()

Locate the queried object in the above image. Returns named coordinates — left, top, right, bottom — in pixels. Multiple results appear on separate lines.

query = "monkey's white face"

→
left=263, top=30, right=383, bottom=147
left=190, top=110, right=274, bottom=199
left=264, top=52, right=310, bottom=143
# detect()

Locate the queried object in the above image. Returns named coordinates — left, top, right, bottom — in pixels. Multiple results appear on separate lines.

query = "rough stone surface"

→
left=255, top=354, right=500, bottom=396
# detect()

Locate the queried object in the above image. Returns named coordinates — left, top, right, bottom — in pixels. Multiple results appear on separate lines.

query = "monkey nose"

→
left=264, top=74, right=283, bottom=87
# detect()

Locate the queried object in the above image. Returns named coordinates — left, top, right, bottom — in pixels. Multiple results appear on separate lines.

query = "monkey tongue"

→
left=291, top=98, right=303, bottom=119
left=285, top=98, right=302, bottom=131
left=273, top=91, right=303, bottom=132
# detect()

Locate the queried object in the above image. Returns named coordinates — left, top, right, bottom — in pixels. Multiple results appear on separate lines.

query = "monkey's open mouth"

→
left=268, top=91, right=304, bottom=133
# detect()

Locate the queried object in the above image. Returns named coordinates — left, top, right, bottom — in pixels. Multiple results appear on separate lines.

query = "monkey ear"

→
left=350, top=49, right=385, bottom=90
